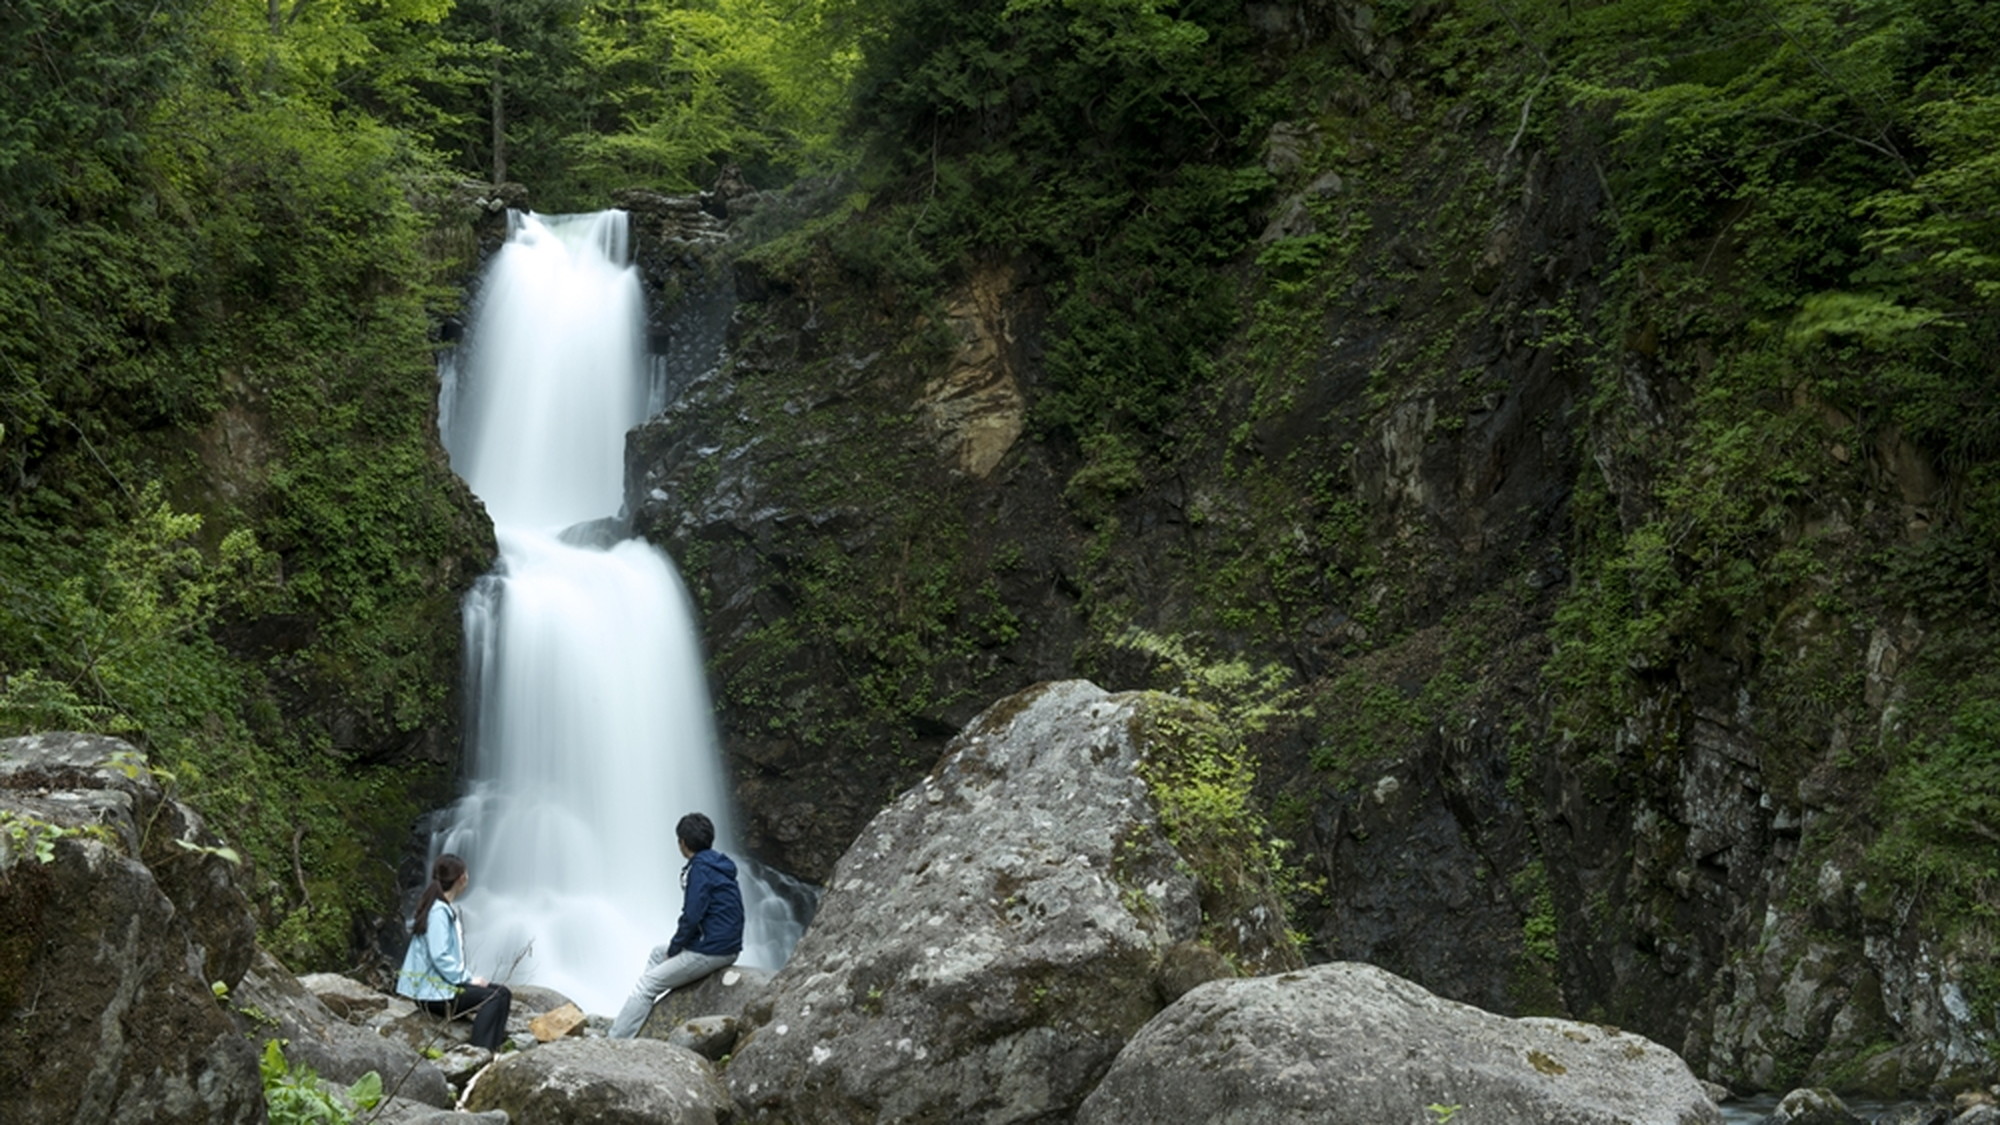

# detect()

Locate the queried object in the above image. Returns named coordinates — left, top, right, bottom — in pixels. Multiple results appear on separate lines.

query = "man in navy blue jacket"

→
left=608, top=812, right=746, bottom=1038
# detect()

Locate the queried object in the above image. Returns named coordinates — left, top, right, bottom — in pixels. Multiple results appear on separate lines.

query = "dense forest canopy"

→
left=4, top=0, right=1999, bottom=1077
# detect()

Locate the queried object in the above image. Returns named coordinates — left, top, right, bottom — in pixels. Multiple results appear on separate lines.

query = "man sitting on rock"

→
left=608, top=812, right=745, bottom=1038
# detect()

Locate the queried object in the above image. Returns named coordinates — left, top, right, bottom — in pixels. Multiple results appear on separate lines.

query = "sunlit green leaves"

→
left=1859, top=91, right=2000, bottom=309
left=567, top=0, right=860, bottom=192
left=0, top=484, right=267, bottom=741
left=1788, top=291, right=1948, bottom=346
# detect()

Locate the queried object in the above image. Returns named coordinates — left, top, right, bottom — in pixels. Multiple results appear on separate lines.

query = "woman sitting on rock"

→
left=397, top=853, right=513, bottom=1050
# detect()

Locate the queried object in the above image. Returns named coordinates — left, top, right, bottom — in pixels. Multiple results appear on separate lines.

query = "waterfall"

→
left=432, top=209, right=802, bottom=1016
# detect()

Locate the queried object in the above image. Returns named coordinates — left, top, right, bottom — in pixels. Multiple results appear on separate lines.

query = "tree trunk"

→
left=489, top=0, right=507, bottom=185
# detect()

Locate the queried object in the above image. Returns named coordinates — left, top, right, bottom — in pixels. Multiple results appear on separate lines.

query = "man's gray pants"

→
left=607, top=947, right=737, bottom=1038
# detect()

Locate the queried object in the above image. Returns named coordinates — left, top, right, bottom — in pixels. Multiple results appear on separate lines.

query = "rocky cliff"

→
left=620, top=4, right=1999, bottom=1099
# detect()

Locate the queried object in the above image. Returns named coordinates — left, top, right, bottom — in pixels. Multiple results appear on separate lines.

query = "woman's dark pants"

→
left=417, top=982, right=513, bottom=1049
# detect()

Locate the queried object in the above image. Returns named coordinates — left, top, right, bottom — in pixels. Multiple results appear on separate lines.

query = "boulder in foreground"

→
left=464, top=1037, right=731, bottom=1124
left=1077, top=961, right=1725, bottom=1125
left=727, top=679, right=1299, bottom=1123
left=0, top=732, right=263, bottom=1125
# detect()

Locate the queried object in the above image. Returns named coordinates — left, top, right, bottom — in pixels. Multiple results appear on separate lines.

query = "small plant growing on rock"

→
left=1116, top=628, right=1319, bottom=969
left=0, top=810, right=75, bottom=865
left=260, top=1039, right=381, bottom=1125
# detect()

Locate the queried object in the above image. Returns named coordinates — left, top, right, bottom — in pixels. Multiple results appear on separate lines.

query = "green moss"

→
left=1101, top=635, right=1317, bottom=965
left=1512, top=861, right=1560, bottom=966
left=1130, top=695, right=1281, bottom=958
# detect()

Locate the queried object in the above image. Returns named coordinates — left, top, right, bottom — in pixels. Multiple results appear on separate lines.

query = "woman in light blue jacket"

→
left=396, top=854, right=512, bottom=1049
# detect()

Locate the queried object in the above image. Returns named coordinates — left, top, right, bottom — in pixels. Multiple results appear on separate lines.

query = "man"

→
left=608, top=812, right=745, bottom=1038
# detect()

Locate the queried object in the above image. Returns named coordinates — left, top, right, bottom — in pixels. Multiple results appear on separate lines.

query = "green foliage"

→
left=1512, top=860, right=1559, bottom=965
left=1584, top=0, right=1998, bottom=449
left=0, top=811, right=103, bottom=866
left=1501, top=0, right=2000, bottom=740
left=1, top=487, right=257, bottom=739
left=1138, top=699, right=1257, bottom=848
left=572, top=0, right=859, bottom=192
left=1308, top=660, right=1477, bottom=780
left=0, top=0, right=482, bottom=973
left=1133, top=693, right=1292, bottom=950
left=1870, top=691, right=2000, bottom=920
left=1062, top=432, right=1145, bottom=524
left=351, top=0, right=861, bottom=204
left=0, top=0, right=198, bottom=241
left=260, top=1039, right=382, bottom=1125
left=1117, top=628, right=1318, bottom=952
left=1118, top=627, right=1306, bottom=736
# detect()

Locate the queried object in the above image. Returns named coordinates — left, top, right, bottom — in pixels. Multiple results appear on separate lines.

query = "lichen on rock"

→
left=725, top=680, right=1298, bottom=1123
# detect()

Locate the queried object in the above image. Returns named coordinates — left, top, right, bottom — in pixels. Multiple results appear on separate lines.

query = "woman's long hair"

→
left=411, top=853, right=467, bottom=935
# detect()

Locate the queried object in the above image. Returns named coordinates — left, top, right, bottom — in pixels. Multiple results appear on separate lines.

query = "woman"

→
left=396, top=853, right=512, bottom=1050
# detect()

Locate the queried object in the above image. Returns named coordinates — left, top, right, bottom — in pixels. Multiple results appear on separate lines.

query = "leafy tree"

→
left=1514, top=0, right=2000, bottom=460
left=571, top=0, right=859, bottom=191
left=0, top=0, right=198, bottom=240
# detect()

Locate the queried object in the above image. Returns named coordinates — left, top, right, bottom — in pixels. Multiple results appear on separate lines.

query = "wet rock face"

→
left=625, top=255, right=1086, bottom=885
left=0, top=732, right=264, bottom=1124
left=1302, top=750, right=1541, bottom=1016
left=725, top=680, right=1299, bottom=1124
left=614, top=188, right=736, bottom=399
left=1078, top=962, right=1725, bottom=1125
left=611, top=96, right=1979, bottom=1097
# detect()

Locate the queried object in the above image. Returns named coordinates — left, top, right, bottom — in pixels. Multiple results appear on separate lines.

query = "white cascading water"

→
left=431, top=209, right=801, bottom=1015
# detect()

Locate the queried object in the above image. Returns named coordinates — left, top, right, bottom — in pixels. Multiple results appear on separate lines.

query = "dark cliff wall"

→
left=623, top=1, right=2000, bottom=1100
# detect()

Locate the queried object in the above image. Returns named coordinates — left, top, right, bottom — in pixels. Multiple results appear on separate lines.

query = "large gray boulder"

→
left=229, top=948, right=455, bottom=1108
left=727, top=679, right=1299, bottom=1124
left=637, top=964, right=774, bottom=1039
left=1076, top=961, right=1725, bottom=1125
left=464, top=1037, right=732, bottom=1124
left=0, top=732, right=264, bottom=1125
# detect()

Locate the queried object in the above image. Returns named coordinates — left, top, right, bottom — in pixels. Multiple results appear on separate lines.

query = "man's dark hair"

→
left=677, top=812, right=716, bottom=853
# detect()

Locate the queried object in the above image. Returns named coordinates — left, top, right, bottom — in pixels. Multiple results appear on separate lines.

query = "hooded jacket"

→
left=396, top=899, right=467, bottom=1002
left=670, top=848, right=744, bottom=957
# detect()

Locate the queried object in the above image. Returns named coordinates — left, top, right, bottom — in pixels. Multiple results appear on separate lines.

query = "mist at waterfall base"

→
left=430, top=209, right=804, bottom=1016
